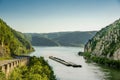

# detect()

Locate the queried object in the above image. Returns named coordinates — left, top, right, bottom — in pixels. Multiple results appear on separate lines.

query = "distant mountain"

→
left=0, top=18, right=34, bottom=58
left=53, top=31, right=97, bottom=47
left=25, top=31, right=97, bottom=47
left=85, top=18, right=120, bottom=60
left=31, top=36, right=59, bottom=46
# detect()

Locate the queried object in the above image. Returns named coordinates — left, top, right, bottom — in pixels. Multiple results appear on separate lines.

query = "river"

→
left=30, top=46, right=112, bottom=80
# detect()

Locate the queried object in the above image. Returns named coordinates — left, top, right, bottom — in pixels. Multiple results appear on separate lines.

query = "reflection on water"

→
left=30, top=46, right=110, bottom=80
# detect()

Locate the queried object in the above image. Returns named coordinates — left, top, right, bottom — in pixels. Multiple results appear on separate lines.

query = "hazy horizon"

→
left=0, top=0, right=120, bottom=33
left=23, top=30, right=98, bottom=34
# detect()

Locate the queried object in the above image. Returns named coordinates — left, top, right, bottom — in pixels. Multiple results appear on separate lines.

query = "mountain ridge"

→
left=25, top=31, right=97, bottom=47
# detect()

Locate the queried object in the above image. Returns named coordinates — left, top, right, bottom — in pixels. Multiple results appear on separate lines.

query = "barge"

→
left=49, top=56, right=82, bottom=68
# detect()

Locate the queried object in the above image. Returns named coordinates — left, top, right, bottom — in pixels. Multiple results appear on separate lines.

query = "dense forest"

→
left=25, top=31, right=97, bottom=47
left=0, top=18, right=34, bottom=58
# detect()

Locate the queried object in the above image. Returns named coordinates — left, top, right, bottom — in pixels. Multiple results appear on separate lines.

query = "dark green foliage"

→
left=84, top=53, right=120, bottom=69
left=91, top=40, right=98, bottom=51
left=9, top=56, right=56, bottom=80
left=78, top=51, right=84, bottom=56
left=25, top=31, right=97, bottom=47
left=0, top=18, right=34, bottom=58
left=83, top=52, right=91, bottom=59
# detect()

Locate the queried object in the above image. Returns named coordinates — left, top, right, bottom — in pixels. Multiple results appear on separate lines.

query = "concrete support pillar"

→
left=0, top=57, right=30, bottom=78
left=10, top=62, right=14, bottom=71
left=5, top=64, right=9, bottom=77
left=13, top=61, right=16, bottom=67
left=1, top=65, right=6, bottom=73
left=16, top=60, right=18, bottom=66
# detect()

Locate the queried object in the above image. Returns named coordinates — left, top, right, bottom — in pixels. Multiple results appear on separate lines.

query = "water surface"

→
left=30, top=46, right=109, bottom=80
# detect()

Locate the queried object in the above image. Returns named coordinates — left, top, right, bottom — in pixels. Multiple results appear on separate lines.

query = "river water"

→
left=30, top=46, right=110, bottom=80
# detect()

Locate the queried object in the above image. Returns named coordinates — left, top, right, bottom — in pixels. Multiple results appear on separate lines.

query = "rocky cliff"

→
left=85, top=19, right=120, bottom=60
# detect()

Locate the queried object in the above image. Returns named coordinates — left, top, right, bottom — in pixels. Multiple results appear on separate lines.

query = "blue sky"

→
left=0, top=0, right=120, bottom=33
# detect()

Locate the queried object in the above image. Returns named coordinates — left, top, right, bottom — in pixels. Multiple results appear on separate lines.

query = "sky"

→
left=0, top=0, right=120, bottom=33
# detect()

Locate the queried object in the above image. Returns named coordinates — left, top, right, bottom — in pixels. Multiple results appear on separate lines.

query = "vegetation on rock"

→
left=85, top=19, right=120, bottom=60
left=84, top=19, right=120, bottom=69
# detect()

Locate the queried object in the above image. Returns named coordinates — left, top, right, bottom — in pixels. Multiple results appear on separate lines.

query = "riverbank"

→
left=83, top=52, right=120, bottom=69
left=82, top=52, right=120, bottom=80
left=0, top=56, right=56, bottom=80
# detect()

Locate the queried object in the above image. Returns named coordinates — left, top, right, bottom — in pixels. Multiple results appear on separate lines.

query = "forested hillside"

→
left=85, top=19, right=120, bottom=60
left=0, top=18, right=34, bottom=58
left=53, top=31, right=97, bottom=46
left=25, top=31, right=97, bottom=47
left=31, top=36, right=59, bottom=46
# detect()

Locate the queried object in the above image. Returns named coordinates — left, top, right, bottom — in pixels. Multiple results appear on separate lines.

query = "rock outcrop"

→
left=85, top=19, right=120, bottom=60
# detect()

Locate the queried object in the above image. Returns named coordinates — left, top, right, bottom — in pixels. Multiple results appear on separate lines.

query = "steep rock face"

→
left=0, top=18, right=34, bottom=57
left=85, top=19, right=120, bottom=60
